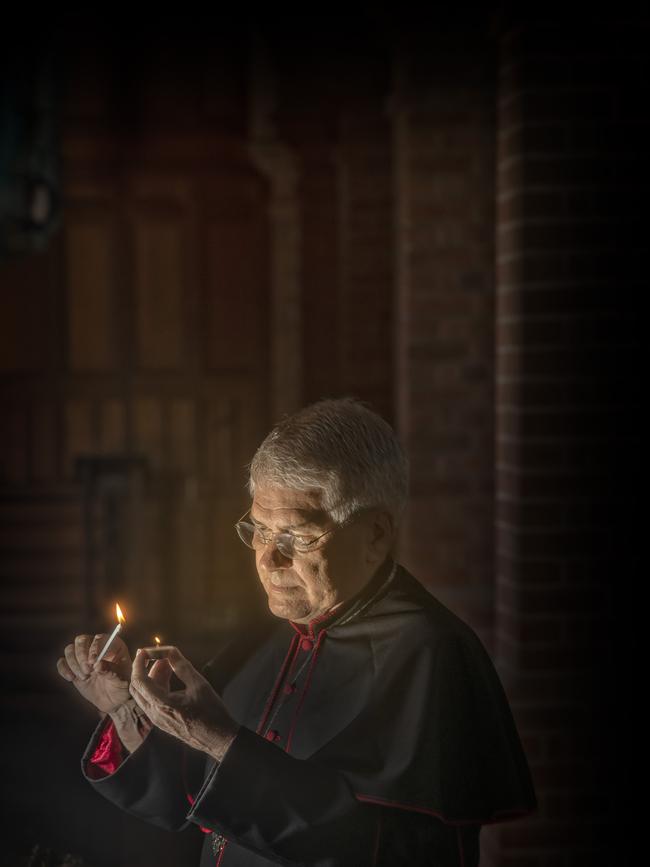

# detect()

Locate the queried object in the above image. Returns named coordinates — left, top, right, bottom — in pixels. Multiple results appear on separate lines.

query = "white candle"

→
left=95, top=622, right=122, bottom=663
left=95, top=603, right=126, bottom=663
left=143, top=637, right=173, bottom=660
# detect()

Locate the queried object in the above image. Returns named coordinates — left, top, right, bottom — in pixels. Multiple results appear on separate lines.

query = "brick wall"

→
left=392, top=27, right=498, bottom=645
left=495, top=14, right=643, bottom=865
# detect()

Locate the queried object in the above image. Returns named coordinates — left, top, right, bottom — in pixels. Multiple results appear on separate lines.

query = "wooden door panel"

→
left=65, top=218, right=119, bottom=371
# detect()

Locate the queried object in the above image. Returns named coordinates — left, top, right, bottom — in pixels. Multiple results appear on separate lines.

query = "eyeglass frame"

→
left=234, top=506, right=362, bottom=559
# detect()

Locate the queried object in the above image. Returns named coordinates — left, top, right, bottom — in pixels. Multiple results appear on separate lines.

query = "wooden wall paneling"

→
left=0, top=495, right=84, bottom=617
left=133, top=218, right=185, bottom=370
left=133, top=397, right=164, bottom=472
left=204, top=393, right=238, bottom=484
left=202, top=382, right=266, bottom=487
left=199, top=380, right=268, bottom=632
left=169, top=398, right=196, bottom=474
left=30, top=400, right=59, bottom=483
left=63, top=398, right=95, bottom=478
left=0, top=405, right=29, bottom=484
left=173, top=491, right=207, bottom=635
left=131, top=176, right=192, bottom=373
left=205, top=493, right=261, bottom=630
left=236, top=379, right=269, bottom=474
left=203, top=216, right=258, bottom=371
left=65, top=214, right=119, bottom=372
left=121, top=493, right=165, bottom=636
left=99, top=398, right=127, bottom=454
left=202, top=171, right=269, bottom=375
left=0, top=245, right=59, bottom=372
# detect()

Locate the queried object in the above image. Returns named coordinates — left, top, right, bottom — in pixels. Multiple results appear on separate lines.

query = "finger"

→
left=131, top=647, right=150, bottom=681
left=149, top=658, right=172, bottom=689
left=131, top=650, right=169, bottom=704
left=56, top=657, right=76, bottom=682
left=92, top=633, right=129, bottom=666
left=166, top=646, right=202, bottom=687
left=74, top=634, right=93, bottom=675
left=64, top=643, right=88, bottom=680
left=88, top=633, right=109, bottom=666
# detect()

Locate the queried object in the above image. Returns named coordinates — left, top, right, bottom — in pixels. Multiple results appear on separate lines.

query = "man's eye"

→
left=293, top=535, right=315, bottom=549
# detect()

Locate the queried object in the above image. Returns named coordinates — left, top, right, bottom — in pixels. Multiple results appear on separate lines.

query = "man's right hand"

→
left=57, top=633, right=132, bottom=715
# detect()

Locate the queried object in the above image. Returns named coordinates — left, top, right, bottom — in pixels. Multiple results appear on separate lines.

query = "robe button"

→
left=266, top=729, right=281, bottom=742
left=284, top=682, right=296, bottom=695
left=300, top=638, right=313, bottom=651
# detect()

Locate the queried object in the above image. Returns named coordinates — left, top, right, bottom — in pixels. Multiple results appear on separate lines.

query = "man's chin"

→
left=266, top=591, right=310, bottom=622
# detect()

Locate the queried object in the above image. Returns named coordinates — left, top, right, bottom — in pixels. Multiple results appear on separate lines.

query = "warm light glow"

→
left=154, top=636, right=161, bottom=646
left=116, top=603, right=125, bottom=624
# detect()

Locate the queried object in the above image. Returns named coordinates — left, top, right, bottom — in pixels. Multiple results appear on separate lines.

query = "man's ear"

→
left=365, top=510, right=394, bottom=565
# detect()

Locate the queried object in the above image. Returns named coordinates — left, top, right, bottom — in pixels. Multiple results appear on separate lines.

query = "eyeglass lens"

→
left=236, top=522, right=296, bottom=558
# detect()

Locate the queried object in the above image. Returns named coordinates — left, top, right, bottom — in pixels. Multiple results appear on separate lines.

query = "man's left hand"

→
left=130, top=646, right=240, bottom=763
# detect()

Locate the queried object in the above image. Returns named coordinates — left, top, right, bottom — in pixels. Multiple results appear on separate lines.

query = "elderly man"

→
left=58, top=398, right=537, bottom=866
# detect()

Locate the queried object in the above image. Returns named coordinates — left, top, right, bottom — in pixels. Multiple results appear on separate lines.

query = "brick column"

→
left=495, top=15, right=643, bottom=864
left=391, top=30, right=498, bottom=645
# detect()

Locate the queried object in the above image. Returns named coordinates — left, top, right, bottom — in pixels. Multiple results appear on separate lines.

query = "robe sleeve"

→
left=185, top=724, right=381, bottom=866
left=81, top=712, right=206, bottom=832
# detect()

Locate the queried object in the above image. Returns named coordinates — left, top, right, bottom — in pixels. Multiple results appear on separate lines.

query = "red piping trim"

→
left=215, top=841, right=228, bottom=866
left=457, top=825, right=465, bottom=867
left=285, top=629, right=327, bottom=754
left=289, top=606, right=339, bottom=639
left=256, top=632, right=300, bottom=735
left=354, top=794, right=536, bottom=826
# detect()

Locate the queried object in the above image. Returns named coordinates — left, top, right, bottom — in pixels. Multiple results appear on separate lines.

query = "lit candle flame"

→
left=154, top=636, right=161, bottom=646
left=116, top=603, right=125, bottom=624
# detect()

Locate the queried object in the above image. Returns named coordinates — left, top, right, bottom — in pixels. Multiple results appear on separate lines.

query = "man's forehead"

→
left=251, top=486, right=328, bottom=526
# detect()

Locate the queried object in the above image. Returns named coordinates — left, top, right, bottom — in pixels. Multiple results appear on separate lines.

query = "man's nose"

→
left=259, top=540, right=292, bottom=570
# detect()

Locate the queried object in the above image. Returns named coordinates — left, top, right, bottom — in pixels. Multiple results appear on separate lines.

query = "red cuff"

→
left=86, top=719, right=124, bottom=779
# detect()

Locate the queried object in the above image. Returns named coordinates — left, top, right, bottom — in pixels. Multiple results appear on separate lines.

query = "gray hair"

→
left=247, top=397, right=409, bottom=525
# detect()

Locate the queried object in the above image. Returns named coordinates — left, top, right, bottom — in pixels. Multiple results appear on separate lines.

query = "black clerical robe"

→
left=81, top=558, right=537, bottom=866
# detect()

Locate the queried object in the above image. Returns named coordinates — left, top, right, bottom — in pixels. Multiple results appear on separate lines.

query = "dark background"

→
left=0, top=5, right=642, bottom=865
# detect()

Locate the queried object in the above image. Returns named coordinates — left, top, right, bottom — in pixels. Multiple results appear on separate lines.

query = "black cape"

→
left=82, top=558, right=537, bottom=866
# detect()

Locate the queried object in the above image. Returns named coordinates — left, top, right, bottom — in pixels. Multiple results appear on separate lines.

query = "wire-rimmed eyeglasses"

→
left=234, top=508, right=359, bottom=560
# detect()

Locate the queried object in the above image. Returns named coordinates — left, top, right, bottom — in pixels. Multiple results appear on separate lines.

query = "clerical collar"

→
left=289, top=557, right=398, bottom=639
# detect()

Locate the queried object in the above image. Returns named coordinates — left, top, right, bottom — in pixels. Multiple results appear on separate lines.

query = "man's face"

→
left=250, top=485, right=389, bottom=624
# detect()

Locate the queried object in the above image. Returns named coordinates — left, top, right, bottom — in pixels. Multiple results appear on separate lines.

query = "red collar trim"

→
left=289, top=607, right=338, bottom=639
